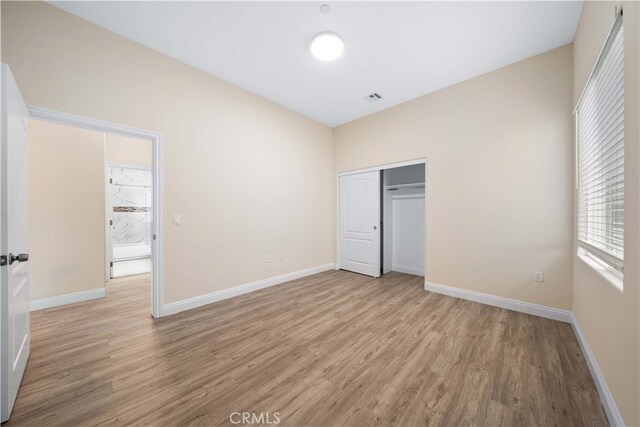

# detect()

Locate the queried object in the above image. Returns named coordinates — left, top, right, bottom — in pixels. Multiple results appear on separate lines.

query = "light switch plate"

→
left=173, top=214, right=181, bottom=225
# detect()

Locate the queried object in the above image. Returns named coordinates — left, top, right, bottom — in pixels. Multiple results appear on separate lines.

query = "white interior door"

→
left=339, top=171, right=381, bottom=277
left=1, top=64, right=30, bottom=423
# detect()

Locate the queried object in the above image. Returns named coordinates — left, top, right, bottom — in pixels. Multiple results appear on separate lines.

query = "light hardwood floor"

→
left=7, top=270, right=607, bottom=426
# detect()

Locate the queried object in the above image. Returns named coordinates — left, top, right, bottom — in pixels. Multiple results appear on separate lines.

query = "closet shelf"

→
left=386, top=182, right=425, bottom=191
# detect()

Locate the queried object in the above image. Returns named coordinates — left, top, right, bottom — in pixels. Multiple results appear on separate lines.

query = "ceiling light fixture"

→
left=310, top=32, right=344, bottom=61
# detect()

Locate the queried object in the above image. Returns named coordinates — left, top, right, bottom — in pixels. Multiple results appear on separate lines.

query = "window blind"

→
left=577, top=17, right=624, bottom=272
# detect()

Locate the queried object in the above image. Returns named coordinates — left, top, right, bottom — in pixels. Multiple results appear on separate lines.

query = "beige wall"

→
left=334, top=45, right=574, bottom=310
left=29, top=119, right=105, bottom=300
left=573, top=2, right=640, bottom=425
left=105, top=134, right=152, bottom=167
left=2, top=1, right=334, bottom=305
left=29, top=121, right=153, bottom=301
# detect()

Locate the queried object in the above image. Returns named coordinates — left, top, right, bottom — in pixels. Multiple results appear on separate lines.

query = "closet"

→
left=382, top=164, right=425, bottom=276
left=338, top=162, right=425, bottom=278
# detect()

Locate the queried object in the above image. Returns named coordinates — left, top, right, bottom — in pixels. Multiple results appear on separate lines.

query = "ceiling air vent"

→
left=365, top=92, right=383, bottom=103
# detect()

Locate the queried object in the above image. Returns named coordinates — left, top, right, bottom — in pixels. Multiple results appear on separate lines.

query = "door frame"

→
left=336, top=158, right=426, bottom=277
left=105, top=162, right=152, bottom=282
left=28, top=106, right=164, bottom=318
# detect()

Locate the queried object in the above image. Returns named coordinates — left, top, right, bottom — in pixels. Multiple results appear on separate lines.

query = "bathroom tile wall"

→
left=110, top=167, right=152, bottom=246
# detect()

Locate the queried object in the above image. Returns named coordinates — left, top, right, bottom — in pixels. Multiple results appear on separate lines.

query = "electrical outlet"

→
left=173, top=214, right=181, bottom=225
left=279, top=252, right=285, bottom=261
left=534, top=271, right=544, bottom=283
left=267, top=254, right=272, bottom=263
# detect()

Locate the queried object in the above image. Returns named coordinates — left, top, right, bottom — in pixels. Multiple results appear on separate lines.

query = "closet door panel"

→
left=339, top=171, right=380, bottom=277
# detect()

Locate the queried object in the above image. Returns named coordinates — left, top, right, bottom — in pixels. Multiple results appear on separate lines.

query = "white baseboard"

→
left=392, top=264, right=424, bottom=276
left=571, top=314, right=624, bottom=426
left=161, top=263, right=337, bottom=316
left=424, top=281, right=572, bottom=323
left=30, top=288, right=106, bottom=311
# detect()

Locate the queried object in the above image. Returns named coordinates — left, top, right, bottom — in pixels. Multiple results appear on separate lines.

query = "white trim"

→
left=386, top=182, right=425, bottom=190
left=424, top=281, right=572, bottom=323
left=391, top=265, right=424, bottom=276
left=337, top=158, right=426, bottom=177
left=28, top=106, right=164, bottom=318
left=104, top=159, right=112, bottom=282
left=29, top=106, right=160, bottom=141
left=29, top=288, right=106, bottom=311
left=577, top=248, right=624, bottom=292
left=162, top=263, right=336, bottom=316
left=571, top=314, right=625, bottom=426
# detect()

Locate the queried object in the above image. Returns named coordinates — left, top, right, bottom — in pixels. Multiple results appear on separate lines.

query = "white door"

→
left=339, top=171, right=381, bottom=277
left=1, top=64, right=30, bottom=423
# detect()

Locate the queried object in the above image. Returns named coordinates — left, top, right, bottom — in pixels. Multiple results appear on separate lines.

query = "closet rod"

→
left=386, top=182, right=425, bottom=191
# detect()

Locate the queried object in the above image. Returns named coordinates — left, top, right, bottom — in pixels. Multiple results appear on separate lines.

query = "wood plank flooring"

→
left=7, top=270, right=607, bottom=426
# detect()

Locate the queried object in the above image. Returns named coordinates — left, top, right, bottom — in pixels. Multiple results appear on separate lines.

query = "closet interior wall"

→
left=382, top=164, right=426, bottom=276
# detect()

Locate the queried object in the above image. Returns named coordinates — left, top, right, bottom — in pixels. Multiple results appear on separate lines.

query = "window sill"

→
left=577, top=248, right=623, bottom=292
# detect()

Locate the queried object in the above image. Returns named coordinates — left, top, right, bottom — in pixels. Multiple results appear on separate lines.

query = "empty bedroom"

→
left=0, top=1, right=638, bottom=426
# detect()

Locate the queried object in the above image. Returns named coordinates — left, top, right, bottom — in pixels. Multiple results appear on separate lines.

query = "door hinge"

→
left=110, top=261, right=113, bottom=267
left=0, top=255, right=6, bottom=267
left=109, top=178, right=113, bottom=184
left=109, top=219, right=113, bottom=226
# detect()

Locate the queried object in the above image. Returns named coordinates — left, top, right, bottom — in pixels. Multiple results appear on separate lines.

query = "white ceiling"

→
left=49, top=1, right=583, bottom=127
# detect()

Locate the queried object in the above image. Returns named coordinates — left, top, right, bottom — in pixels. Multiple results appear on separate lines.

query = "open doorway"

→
left=26, top=110, right=162, bottom=317
left=107, top=162, right=153, bottom=279
left=337, top=160, right=426, bottom=279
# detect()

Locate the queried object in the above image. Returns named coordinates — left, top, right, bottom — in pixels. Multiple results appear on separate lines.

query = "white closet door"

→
left=339, top=171, right=380, bottom=277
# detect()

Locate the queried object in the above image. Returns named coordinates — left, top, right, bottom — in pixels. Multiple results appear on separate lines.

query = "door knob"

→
left=9, top=253, right=29, bottom=265
left=373, top=226, right=377, bottom=230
